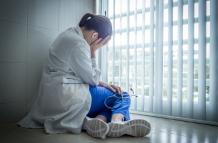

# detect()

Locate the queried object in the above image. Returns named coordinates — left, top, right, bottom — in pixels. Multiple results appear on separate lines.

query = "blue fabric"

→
left=87, top=85, right=131, bottom=122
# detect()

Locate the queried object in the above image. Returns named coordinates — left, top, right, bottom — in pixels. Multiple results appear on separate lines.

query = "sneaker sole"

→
left=107, top=119, right=151, bottom=137
left=84, top=118, right=109, bottom=139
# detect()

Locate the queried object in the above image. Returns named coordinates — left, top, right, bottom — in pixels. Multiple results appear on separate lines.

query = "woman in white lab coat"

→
left=18, top=13, right=150, bottom=139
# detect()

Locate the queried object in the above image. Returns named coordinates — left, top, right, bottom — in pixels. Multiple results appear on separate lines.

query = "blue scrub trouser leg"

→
left=87, top=85, right=131, bottom=122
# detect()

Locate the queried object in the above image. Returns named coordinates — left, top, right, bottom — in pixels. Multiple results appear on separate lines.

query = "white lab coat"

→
left=17, top=26, right=101, bottom=134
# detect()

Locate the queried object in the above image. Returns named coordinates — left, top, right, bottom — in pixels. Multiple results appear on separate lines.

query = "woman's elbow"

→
left=89, top=78, right=99, bottom=86
left=81, top=75, right=99, bottom=86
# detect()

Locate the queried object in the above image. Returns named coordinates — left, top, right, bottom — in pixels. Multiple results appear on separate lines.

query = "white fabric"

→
left=17, top=26, right=101, bottom=134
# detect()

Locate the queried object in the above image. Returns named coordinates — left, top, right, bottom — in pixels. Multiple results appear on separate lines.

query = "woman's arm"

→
left=70, top=36, right=110, bottom=85
left=70, top=42, right=101, bottom=85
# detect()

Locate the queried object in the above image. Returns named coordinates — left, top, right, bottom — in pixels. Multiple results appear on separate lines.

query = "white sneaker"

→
left=83, top=117, right=109, bottom=139
left=107, top=119, right=151, bottom=137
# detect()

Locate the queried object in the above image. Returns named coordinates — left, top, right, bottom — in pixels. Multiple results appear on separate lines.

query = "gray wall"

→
left=0, top=0, right=94, bottom=123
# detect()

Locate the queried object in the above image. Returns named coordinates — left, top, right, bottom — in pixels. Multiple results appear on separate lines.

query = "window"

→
left=100, top=0, right=218, bottom=122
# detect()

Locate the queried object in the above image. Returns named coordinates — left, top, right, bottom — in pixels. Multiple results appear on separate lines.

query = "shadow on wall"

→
left=0, top=0, right=94, bottom=123
left=26, top=27, right=58, bottom=113
left=0, top=25, right=58, bottom=123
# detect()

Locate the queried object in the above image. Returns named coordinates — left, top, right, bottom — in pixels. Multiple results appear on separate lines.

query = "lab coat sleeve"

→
left=70, top=42, right=101, bottom=85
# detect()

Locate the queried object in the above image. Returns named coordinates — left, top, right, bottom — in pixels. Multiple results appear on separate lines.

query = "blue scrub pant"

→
left=87, top=85, right=131, bottom=122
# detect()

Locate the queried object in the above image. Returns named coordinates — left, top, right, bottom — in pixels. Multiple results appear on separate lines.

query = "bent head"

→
left=79, top=13, right=112, bottom=45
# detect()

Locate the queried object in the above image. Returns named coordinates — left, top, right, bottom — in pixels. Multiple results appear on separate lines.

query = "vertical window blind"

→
left=99, top=0, right=218, bottom=123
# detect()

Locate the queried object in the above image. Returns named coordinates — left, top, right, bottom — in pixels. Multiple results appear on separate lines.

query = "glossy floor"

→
left=1, top=114, right=218, bottom=143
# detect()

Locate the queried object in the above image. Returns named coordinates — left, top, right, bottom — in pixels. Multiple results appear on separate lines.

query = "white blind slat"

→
left=154, top=0, right=163, bottom=113
left=210, top=0, right=218, bottom=121
left=198, top=0, right=206, bottom=120
left=149, top=0, right=154, bottom=112
left=134, top=0, right=138, bottom=110
left=154, top=0, right=159, bottom=113
left=177, top=0, right=183, bottom=116
left=142, top=0, right=146, bottom=111
left=158, top=0, right=163, bottom=114
left=112, top=0, right=115, bottom=82
left=127, top=0, right=130, bottom=93
left=167, top=0, right=173, bottom=116
left=188, top=0, right=194, bottom=118
left=119, top=0, right=122, bottom=86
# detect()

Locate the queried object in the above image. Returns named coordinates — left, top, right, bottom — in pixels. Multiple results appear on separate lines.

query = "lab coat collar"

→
left=75, top=25, right=84, bottom=39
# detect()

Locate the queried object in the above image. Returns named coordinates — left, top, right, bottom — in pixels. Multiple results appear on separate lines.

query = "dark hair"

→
left=79, top=13, right=112, bottom=39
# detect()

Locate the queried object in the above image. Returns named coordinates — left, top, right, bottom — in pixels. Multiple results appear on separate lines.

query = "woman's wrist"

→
left=91, top=52, right=95, bottom=58
left=91, top=48, right=96, bottom=58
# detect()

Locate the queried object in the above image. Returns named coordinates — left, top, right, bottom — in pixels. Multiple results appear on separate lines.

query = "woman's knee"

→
left=121, top=91, right=131, bottom=105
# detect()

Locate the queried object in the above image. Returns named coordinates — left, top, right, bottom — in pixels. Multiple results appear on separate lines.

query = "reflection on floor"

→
left=1, top=114, right=218, bottom=143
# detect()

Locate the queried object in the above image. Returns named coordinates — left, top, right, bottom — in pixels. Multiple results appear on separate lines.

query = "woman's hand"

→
left=90, top=36, right=111, bottom=58
left=99, top=81, right=122, bottom=95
